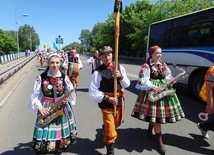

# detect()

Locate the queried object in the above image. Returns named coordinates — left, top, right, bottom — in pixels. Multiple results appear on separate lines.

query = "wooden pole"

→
left=113, top=0, right=121, bottom=117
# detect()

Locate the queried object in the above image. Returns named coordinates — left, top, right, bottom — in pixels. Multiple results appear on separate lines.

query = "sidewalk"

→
left=0, top=56, right=30, bottom=75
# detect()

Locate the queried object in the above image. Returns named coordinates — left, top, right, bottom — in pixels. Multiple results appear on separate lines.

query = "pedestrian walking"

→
left=89, top=46, right=130, bottom=155
left=62, top=47, right=83, bottom=88
left=197, top=65, right=214, bottom=139
left=131, top=45, right=185, bottom=154
left=29, top=52, right=77, bottom=155
left=86, top=50, right=102, bottom=74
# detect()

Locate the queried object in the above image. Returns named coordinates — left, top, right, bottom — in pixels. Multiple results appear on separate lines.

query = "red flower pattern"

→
left=142, top=63, right=149, bottom=69
left=50, top=77, right=60, bottom=84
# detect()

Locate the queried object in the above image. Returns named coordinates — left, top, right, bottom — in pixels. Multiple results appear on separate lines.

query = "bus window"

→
left=189, top=29, right=200, bottom=46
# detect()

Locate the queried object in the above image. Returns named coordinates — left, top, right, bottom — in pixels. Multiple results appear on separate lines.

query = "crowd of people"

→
left=29, top=45, right=213, bottom=155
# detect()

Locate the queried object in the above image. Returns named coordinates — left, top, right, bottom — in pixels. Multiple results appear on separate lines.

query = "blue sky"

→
left=0, top=0, right=157, bottom=50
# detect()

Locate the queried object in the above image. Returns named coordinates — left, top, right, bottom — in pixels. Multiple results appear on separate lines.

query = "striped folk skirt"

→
left=131, top=80, right=185, bottom=124
left=32, top=99, right=77, bottom=154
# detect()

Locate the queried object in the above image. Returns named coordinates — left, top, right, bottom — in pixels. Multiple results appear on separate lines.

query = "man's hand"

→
left=114, top=70, right=123, bottom=79
left=108, top=97, right=118, bottom=105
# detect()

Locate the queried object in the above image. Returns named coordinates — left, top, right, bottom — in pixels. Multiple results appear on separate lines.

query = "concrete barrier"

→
left=0, top=52, right=25, bottom=64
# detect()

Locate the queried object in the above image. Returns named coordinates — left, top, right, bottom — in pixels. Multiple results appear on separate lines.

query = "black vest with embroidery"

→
left=67, top=52, right=79, bottom=63
left=40, top=72, right=66, bottom=98
left=96, top=64, right=122, bottom=109
left=91, top=56, right=102, bottom=74
left=148, top=62, right=166, bottom=80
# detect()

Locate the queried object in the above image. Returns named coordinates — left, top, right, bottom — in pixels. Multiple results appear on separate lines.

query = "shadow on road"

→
left=1, top=142, right=34, bottom=155
left=68, top=128, right=160, bottom=154
left=164, top=133, right=213, bottom=155
left=1, top=129, right=213, bottom=155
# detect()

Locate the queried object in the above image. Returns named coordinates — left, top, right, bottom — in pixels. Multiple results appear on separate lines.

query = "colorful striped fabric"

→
left=131, top=79, right=185, bottom=124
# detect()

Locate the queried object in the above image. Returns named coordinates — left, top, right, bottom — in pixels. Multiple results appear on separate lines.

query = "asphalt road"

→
left=0, top=55, right=213, bottom=155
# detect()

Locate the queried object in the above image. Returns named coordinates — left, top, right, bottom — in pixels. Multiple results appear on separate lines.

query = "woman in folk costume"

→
left=29, top=52, right=77, bottom=155
left=131, top=45, right=185, bottom=154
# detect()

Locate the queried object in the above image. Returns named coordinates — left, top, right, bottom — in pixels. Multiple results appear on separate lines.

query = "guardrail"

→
left=0, top=54, right=36, bottom=85
left=0, top=52, right=26, bottom=64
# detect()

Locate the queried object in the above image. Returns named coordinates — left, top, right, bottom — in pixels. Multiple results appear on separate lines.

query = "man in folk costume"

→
left=62, top=47, right=83, bottom=87
left=197, top=65, right=214, bottom=139
left=86, top=50, right=102, bottom=74
left=89, top=46, right=130, bottom=155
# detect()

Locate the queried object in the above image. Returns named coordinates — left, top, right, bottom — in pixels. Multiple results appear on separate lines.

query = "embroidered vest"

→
left=149, top=62, right=167, bottom=80
left=41, top=72, right=66, bottom=98
left=96, top=64, right=123, bottom=109
left=67, top=52, right=79, bottom=64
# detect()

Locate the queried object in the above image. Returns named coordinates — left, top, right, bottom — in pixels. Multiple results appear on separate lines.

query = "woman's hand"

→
left=38, top=106, right=50, bottom=116
left=62, top=97, right=69, bottom=103
left=151, top=86, right=163, bottom=93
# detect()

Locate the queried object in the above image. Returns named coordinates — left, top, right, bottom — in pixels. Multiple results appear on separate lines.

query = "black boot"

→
left=155, top=132, right=167, bottom=154
left=147, top=124, right=154, bottom=139
left=105, top=143, right=115, bottom=155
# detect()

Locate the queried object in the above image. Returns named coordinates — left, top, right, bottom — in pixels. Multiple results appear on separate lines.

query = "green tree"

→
left=19, top=24, right=40, bottom=51
left=63, top=42, right=82, bottom=53
left=0, top=29, right=17, bottom=55
left=67, top=0, right=214, bottom=58
left=79, top=29, right=91, bottom=52
left=91, top=20, right=114, bottom=50
left=120, top=0, right=153, bottom=57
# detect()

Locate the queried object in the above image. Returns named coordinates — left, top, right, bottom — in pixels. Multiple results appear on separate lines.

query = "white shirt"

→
left=135, top=60, right=172, bottom=91
left=63, top=53, right=83, bottom=70
left=89, top=64, right=130, bottom=103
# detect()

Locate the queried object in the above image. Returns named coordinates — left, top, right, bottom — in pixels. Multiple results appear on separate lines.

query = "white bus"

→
left=147, top=7, right=214, bottom=100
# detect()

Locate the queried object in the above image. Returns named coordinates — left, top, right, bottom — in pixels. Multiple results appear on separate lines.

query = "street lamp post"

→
left=29, top=31, right=32, bottom=51
left=15, top=11, right=28, bottom=53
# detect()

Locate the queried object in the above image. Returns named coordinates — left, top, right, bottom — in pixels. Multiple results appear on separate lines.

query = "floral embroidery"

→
left=58, top=80, right=63, bottom=85
left=60, top=139, right=69, bottom=149
left=139, top=69, right=144, bottom=78
left=150, top=63, right=167, bottom=78
left=47, top=141, right=56, bottom=151
left=43, top=80, right=49, bottom=86
left=50, top=77, right=60, bottom=84
left=42, top=77, right=64, bottom=96
left=56, top=85, right=64, bottom=95
left=152, top=71, right=159, bottom=77
left=34, top=142, right=44, bottom=151
left=142, top=63, right=149, bottom=69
